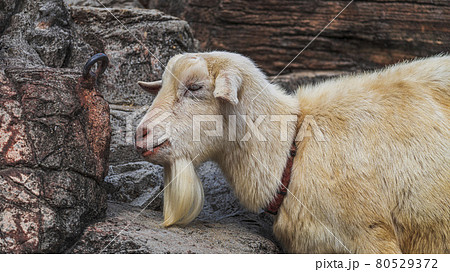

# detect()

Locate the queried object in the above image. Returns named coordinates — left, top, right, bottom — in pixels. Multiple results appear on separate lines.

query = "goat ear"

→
left=213, top=71, right=241, bottom=105
left=138, top=80, right=162, bottom=95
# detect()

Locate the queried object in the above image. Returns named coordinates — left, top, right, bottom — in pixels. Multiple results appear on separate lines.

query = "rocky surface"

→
left=1, top=0, right=281, bottom=253
left=68, top=202, right=280, bottom=254
left=105, top=161, right=163, bottom=207
left=0, top=0, right=114, bottom=253
left=66, top=0, right=144, bottom=9
left=0, top=0, right=92, bottom=69
left=146, top=0, right=450, bottom=76
left=69, top=6, right=197, bottom=107
left=0, top=67, right=110, bottom=253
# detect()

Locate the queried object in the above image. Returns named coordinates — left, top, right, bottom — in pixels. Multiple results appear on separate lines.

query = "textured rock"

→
left=146, top=0, right=450, bottom=75
left=197, top=162, right=248, bottom=222
left=0, top=67, right=110, bottom=253
left=0, top=0, right=92, bottom=69
left=66, top=0, right=144, bottom=9
left=0, top=0, right=17, bottom=34
left=68, top=202, right=280, bottom=253
left=1, top=0, right=282, bottom=253
left=105, top=161, right=163, bottom=206
left=69, top=6, right=197, bottom=106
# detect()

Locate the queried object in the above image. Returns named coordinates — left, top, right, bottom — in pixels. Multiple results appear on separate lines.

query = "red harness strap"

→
left=265, top=142, right=297, bottom=215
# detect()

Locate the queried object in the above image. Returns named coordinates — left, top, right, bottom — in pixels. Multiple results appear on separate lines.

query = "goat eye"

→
left=187, top=84, right=202, bottom=92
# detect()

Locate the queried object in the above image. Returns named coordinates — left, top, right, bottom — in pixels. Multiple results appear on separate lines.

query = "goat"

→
left=135, top=51, right=449, bottom=253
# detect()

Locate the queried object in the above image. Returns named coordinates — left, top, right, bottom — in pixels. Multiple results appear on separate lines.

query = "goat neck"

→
left=215, top=80, right=299, bottom=212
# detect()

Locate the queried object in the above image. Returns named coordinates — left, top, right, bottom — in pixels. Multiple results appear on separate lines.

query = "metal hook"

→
left=82, top=53, right=109, bottom=79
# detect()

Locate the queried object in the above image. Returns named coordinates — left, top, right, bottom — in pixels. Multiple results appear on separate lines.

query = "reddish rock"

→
left=0, top=67, right=110, bottom=253
left=0, top=203, right=40, bottom=253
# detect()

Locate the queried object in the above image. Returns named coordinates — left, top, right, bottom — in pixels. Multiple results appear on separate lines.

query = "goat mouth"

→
left=141, top=140, right=170, bottom=157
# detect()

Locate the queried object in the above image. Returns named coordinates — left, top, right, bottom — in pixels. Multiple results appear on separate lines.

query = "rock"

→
left=68, top=202, right=281, bottom=253
left=0, top=2, right=112, bottom=252
left=0, top=67, right=110, bottom=253
left=0, top=0, right=17, bottom=34
left=69, top=6, right=197, bottom=106
left=129, top=185, right=161, bottom=209
left=1, top=0, right=282, bottom=253
left=145, top=0, right=450, bottom=75
left=105, top=161, right=163, bottom=207
left=108, top=104, right=148, bottom=165
left=66, top=0, right=144, bottom=9
left=0, top=0, right=92, bottom=69
left=197, top=162, right=246, bottom=222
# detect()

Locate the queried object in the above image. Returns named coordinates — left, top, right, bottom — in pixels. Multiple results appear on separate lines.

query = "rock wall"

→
left=0, top=67, right=110, bottom=253
left=145, top=0, right=449, bottom=85
left=66, top=0, right=144, bottom=9
left=0, top=0, right=113, bottom=253
left=1, top=0, right=280, bottom=253
left=0, top=0, right=90, bottom=69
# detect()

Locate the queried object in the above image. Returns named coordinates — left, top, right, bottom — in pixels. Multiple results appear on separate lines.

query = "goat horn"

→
left=138, top=80, right=162, bottom=95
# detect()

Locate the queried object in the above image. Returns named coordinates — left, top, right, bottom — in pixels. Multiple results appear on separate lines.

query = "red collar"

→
left=264, top=142, right=296, bottom=215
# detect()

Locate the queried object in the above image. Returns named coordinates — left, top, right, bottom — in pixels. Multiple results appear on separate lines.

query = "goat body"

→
left=136, top=52, right=449, bottom=253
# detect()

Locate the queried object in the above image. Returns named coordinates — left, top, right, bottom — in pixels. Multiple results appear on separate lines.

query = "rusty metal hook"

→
left=82, top=53, right=109, bottom=79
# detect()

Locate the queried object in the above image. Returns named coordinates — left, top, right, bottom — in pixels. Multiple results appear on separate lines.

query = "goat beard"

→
left=162, top=158, right=204, bottom=227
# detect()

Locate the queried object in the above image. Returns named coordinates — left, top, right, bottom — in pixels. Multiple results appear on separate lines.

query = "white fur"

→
left=136, top=52, right=450, bottom=253
left=163, top=158, right=204, bottom=226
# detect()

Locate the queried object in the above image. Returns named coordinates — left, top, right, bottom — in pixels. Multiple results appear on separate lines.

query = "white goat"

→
left=135, top=52, right=449, bottom=253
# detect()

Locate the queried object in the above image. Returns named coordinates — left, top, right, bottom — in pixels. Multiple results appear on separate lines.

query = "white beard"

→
left=162, top=158, right=204, bottom=226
